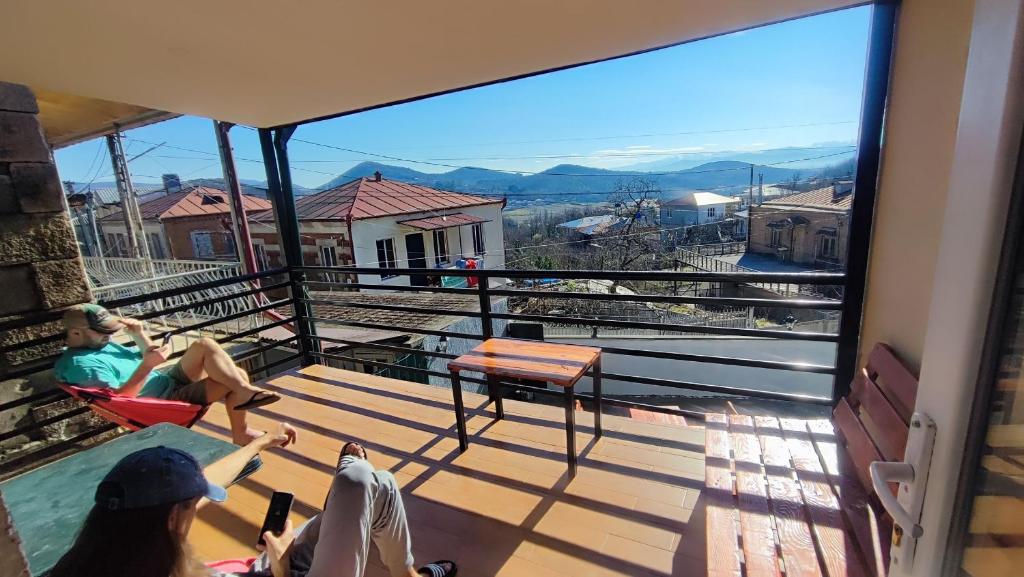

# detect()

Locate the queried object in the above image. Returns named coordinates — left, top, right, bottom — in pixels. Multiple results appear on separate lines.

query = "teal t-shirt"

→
left=54, top=342, right=174, bottom=398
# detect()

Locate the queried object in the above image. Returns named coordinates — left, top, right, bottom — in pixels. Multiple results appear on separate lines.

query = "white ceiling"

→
left=2, top=0, right=862, bottom=128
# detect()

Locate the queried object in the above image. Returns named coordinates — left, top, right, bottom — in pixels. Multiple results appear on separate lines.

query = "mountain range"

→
left=318, top=159, right=836, bottom=204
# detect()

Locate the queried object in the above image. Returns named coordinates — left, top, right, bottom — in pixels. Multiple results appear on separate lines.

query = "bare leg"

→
left=177, top=338, right=262, bottom=394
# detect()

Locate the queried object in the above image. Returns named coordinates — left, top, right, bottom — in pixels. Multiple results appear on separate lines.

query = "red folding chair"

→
left=59, top=383, right=209, bottom=431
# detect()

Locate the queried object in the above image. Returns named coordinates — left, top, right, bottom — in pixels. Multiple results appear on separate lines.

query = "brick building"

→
left=747, top=182, right=853, bottom=270
left=248, top=174, right=505, bottom=287
left=99, top=186, right=270, bottom=260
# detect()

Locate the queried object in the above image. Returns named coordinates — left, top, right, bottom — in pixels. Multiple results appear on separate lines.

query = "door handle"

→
left=869, top=461, right=923, bottom=538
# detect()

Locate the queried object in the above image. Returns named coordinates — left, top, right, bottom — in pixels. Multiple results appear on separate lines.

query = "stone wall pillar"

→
left=0, top=82, right=90, bottom=320
left=0, top=82, right=92, bottom=450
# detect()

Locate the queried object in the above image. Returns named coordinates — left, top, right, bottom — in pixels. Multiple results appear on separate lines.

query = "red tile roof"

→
left=100, top=186, right=271, bottom=222
left=258, top=177, right=502, bottom=222
left=763, top=185, right=853, bottom=211
left=398, top=212, right=489, bottom=231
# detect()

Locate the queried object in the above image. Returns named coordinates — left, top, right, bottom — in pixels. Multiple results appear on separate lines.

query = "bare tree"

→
left=600, top=178, right=662, bottom=283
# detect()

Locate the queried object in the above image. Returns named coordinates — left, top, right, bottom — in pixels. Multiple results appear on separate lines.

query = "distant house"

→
left=747, top=181, right=853, bottom=269
left=99, top=186, right=271, bottom=260
left=248, top=173, right=506, bottom=287
left=557, top=214, right=628, bottom=238
left=661, top=191, right=740, bottom=228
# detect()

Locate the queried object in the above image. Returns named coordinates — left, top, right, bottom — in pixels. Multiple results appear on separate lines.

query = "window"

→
left=819, top=235, right=837, bottom=258
left=319, top=244, right=338, bottom=267
left=148, top=233, right=164, bottom=259
left=769, top=228, right=782, bottom=247
left=471, top=224, right=485, bottom=255
left=707, top=207, right=716, bottom=218
left=432, top=229, right=449, bottom=265
left=190, top=231, right=216, bottom=259
left=115, top=233, right=126, bottom=256
left=319, top=243, right=339, bottom=283
left=252, top=242, right=269, bottom=271
left=376, top=238, right=397, bottom=278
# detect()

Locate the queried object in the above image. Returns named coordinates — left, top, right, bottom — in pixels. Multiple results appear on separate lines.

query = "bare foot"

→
left=337, top=441, right=367, bottom=470
left=233, top=428, right=266, bottom=446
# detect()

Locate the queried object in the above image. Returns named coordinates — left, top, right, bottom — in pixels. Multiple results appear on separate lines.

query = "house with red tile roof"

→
left=248, top=173, right=505, bottom=287
left=99, top=186, right=271, bottom=260
left=747, top=181, right=853, bottom=270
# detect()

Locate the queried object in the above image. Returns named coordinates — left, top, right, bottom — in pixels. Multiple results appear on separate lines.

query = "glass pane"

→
left=960, top=246, right=1024, bottom=575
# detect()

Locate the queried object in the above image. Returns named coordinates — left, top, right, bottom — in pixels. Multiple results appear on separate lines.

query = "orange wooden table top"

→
left=447, top=338, right=601, bottom=387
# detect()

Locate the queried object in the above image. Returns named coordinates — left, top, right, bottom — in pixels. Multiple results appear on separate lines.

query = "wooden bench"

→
left=705, top=343, right=919, bottom=577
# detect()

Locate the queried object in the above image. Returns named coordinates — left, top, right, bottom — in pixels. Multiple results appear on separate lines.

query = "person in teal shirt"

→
left=55, top=304, right=281, bottom=444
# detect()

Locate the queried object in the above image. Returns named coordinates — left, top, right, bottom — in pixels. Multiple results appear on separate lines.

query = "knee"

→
left=196, top=337, right=219, bottom=351
left=334, top=459, right=375, bottom=492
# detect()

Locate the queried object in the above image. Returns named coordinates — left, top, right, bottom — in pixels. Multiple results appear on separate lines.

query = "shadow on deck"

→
left=189, top=364, right=708, bottom=577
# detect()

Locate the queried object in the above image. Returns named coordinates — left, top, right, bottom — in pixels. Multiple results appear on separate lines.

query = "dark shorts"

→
left=160, top=363, right=210, bottom=405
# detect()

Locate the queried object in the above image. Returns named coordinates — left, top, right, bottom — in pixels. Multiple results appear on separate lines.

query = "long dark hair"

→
left=50, top=501, right=204, bottom=577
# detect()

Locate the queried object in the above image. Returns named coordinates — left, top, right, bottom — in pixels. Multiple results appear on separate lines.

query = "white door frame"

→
left=891, top=1, right=1024, bottom=574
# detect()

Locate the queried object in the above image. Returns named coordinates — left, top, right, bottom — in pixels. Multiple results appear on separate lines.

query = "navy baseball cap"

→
left=94, top=446, right=227, bottom=511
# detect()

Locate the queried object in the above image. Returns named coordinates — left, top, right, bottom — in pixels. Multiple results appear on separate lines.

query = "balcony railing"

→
left=83, top=256, right=240, bottom=288
left=295, top=265, right=845, bottom=418
left=2, top=263, right=848, bottom=478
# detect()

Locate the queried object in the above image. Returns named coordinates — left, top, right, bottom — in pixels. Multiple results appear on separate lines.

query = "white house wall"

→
left=351, top=203, right=505, bottom=287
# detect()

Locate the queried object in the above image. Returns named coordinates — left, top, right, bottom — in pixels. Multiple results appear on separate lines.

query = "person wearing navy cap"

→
left=49, top=424, right=457, bottom=577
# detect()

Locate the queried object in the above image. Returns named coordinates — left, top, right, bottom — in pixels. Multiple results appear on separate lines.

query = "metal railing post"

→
left=478, top=272, right=494, bottom=340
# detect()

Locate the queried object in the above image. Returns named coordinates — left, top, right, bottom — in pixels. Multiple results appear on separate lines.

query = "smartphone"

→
left=161, top=333, right=173, bottom=346
left=257, top=491, right=294, bottom=546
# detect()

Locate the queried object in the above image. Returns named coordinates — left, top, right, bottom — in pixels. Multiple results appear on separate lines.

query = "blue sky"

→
left=55, top=6, right=871, bottom=190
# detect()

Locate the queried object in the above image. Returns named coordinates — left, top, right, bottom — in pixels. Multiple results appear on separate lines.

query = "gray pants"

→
left=251, top=457, right=414, bottom=577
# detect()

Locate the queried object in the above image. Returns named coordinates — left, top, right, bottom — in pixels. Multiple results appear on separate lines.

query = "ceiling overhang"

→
left=2, top=0, right=861, bottom=130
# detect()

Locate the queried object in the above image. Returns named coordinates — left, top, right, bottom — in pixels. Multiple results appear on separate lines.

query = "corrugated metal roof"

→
left=763, top=185, right=853, bottom=211
left=76, top=184, right=164, bottom=206
left=398, top=212, right=488, bottom=230
left=663, top=191, right=741, bottom=207
left=256, top=177, right=501, bottom=222
left=100, top=186, right=271, bottom=222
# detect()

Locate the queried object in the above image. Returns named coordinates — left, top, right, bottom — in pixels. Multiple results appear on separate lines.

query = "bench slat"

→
left=729, top=414, right=782, bottom=577
left=866, top=344, right=917, bottom=423
left=755, top=416, right=825, bottom=577
left=806, top=419, right=891, bottom=576
left=780, top=418, right=870, bottom=577
left=851, top=369, right=910, bottom=462
left=705, top=414, right=742, bottom=576
left=833, top=398, right=885, bottom=494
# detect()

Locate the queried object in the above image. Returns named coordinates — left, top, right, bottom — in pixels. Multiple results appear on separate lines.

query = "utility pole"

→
left=106, top=130, right=151, bottom=262
left=748, top=163, right=754, bottom=207
left=758, top=173, right=764, bottom=205
left=213, top=120, right=258, bottom=274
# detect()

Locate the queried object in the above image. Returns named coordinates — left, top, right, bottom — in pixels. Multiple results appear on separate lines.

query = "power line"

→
left=302, top=120, right=859, bottom=150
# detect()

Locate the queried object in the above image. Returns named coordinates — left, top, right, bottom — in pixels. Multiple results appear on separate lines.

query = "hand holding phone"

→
left=258, top=491, right=294, bottom=546
left=162, top=332, right=173, bottom=346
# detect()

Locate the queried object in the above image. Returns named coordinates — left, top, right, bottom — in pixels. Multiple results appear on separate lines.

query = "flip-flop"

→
left=418, top=560, right=457, bottom=577
left=234, top=391, right=281, bottom=411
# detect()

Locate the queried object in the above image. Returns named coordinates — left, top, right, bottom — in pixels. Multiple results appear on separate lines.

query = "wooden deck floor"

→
left=188, top=364, right=708, bottom=577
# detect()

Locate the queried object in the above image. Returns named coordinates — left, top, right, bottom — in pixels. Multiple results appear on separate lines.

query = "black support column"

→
left=259, top=126, right=320, bottom=366
left=834, top=1, right=898, bottom=400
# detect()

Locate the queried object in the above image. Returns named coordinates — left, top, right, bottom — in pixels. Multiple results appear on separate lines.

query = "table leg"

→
left=565, top=385, right=577, bottom=478
left=449, top=371, right=468, bottom=452
left=593, top=356, right=603, bottom=439
left=486, top=374, right=504, bottom=420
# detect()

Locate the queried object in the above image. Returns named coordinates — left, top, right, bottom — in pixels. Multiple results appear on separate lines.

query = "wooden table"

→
left=447, top=338, right=602, bottom=477
left=0, top=423, right=260, bottom=576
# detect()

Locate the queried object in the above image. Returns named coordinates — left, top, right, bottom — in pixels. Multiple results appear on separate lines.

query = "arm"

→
left=199, top=423, right=298, bottom=509
left=119, top=317, right=155, bottom=350
left=117, top=345, right=169, bottom=397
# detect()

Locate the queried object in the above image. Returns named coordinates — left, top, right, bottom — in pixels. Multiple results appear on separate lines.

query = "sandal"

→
left=234, top=390, right=281, bottom=411
left=418, top=560, right=457, bottom=577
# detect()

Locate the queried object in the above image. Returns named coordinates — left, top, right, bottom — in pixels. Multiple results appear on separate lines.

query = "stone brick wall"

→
left=0, top=82, right=93, bottom=453
left=162, top=214, right=237, bottom=260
